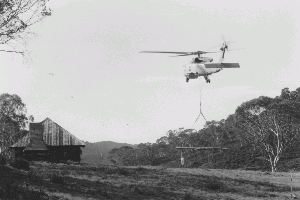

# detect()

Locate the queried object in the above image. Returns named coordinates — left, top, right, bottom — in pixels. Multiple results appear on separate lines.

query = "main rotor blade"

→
left=139, top=50, right=221, bottom=56
left=170, top=54, right=195, bottom=57
left=140, top=51, right=194, bottom=54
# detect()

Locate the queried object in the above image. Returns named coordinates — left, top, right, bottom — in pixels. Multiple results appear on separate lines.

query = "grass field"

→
left=1, top=162, right=300, bottom=199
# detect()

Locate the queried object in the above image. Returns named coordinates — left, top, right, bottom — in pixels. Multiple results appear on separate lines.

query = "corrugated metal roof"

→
left=10, top=118, right=85, bottom=149
left=42, top=118, right=85, bottom=146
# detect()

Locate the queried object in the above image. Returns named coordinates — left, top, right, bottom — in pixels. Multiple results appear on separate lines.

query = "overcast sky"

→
left=1, top=0, right=299, bottom=144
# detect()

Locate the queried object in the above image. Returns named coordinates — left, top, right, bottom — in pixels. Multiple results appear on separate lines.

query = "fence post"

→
left=291, top=174, right=296, bottom=198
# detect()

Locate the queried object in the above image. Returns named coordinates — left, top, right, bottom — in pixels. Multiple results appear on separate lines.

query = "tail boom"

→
left=204, top=63, right=240, bottom=68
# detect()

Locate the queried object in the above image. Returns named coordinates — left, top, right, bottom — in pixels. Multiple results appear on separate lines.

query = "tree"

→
left=0, top=0, right=51, bottom=56
left=280, top=87, right=290, bottom=100
left=203, top=120, right=229, bottom=147
left=156, top=136, right=168, bottom=145
left=235, top=95, right=300, bottom=172
left=108, top=146, right=137, bottom=166
left=108, top=148, right=119, bottom=165
left=0, top=93, right=29, bottom=157
left=223, top=114, right=246, bottom=147
left=271, top=88, right=300, bottom=119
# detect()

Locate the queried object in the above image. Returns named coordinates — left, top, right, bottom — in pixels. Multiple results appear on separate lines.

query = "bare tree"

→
left=0, top=0, right=51, bottom=57
left=235, top=96, right=300, bottom=172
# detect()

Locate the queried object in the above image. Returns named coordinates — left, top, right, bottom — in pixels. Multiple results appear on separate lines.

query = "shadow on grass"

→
left=225, top=176, right=296, bottom=192
left=0, top=166, right=49, bottom=200
left=61, top=176, right=179, bottom=200
left=173, top=171, right=297, bottom=198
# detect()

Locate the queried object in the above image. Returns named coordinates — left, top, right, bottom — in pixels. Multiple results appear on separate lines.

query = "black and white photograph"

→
left=1, top=0, right=300, bottom=199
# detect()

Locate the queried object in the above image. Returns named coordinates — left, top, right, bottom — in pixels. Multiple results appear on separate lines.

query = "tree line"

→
left=1, top=87, right=299, bottom=172
left=109, top=87, right=300, bottom=172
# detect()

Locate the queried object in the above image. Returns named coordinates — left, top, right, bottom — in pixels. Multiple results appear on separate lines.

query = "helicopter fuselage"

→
left=184, top=62, right=221, bottom=83
left=184, top=64, right=221, bottom=79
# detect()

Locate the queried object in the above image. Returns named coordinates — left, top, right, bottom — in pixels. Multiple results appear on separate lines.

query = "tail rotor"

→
left=219, top=34, right=235, bottom=63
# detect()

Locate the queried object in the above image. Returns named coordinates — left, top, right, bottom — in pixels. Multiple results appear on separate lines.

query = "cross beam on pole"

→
left=176, top=147, right=228, bottom=150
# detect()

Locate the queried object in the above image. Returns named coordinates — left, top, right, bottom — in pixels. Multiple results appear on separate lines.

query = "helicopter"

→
left=140, top=37, right=241, bottom=83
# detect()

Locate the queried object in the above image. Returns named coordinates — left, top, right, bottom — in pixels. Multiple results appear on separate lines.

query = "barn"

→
left=10, top=118, right=85, bottom=162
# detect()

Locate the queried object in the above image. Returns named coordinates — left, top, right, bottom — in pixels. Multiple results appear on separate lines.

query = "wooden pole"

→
left=291, top=174, right=296, bottom=198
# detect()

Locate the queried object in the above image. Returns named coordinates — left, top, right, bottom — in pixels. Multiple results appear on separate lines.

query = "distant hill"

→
left=81, top=141, right=138, bottom=165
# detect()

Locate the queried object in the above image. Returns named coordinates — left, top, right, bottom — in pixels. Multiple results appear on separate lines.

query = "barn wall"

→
left=13, top=147, right=25, bottom=159
left=47, top=146, right=82, bottom=162
left=23, top=151, right=49, bottom=161
left=11, top=148, right=48, bottom=161
left=11, top=146, right=83, bottom=162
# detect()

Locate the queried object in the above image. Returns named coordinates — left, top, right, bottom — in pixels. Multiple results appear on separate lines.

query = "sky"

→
left=1, top=0, right=300, bottom=144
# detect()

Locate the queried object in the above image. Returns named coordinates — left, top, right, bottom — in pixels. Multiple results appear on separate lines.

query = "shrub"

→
left=200, top=162, right=215, bottom=169
left=183, top=192, right=193, bottom=200
left=205, top=176, right=223, bottom=191
left=60, top=169, right=71, bottom=176
left=50, top=173, right=64, bottom=184
left=118, top=168, right=130, bottom=176
left=27, top=169, right=43, bottom=181
left=135, top=167, right=147, bottom=173
left=0, top=155, right=7, bottom=165
left=27, top=170, right=36, bottom=178
left=0, top=177, right=49, bottom=200
left=10, top=157, right=30, bottom=171
left=66, top=159, right=77, bottom=165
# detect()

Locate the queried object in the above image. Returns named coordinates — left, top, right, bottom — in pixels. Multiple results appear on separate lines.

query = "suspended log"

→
left=176, top=147, right=228, bottom=150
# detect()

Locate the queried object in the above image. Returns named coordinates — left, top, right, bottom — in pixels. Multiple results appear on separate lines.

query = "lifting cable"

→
left=193, top=86, right=207, bottom=126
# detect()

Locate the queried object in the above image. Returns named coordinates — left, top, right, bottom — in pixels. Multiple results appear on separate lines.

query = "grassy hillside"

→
left=81, top=141, right=138, bottom=165
left=1, top=161, right=299, bottom=199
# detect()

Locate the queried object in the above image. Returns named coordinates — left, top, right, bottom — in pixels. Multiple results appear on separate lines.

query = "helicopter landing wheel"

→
left=208, top=79, right=211, bottom=83
left=186, top=77, right=189, bottom=82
